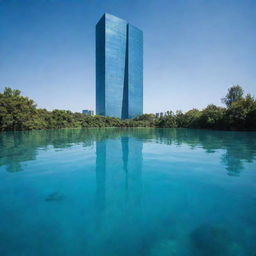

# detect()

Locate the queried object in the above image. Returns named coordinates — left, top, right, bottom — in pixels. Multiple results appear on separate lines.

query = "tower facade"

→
left=96, top=13, right=143, bottom=119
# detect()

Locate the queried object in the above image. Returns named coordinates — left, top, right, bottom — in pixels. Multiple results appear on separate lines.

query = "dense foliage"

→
left=0, top=86, right=255, bottom=131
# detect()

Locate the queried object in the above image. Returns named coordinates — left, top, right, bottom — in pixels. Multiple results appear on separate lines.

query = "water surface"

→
left=0, top=128, right=256, bottom=256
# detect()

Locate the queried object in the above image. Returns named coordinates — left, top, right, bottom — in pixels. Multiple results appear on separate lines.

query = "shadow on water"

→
left=0, top=128, right=256, bottom=176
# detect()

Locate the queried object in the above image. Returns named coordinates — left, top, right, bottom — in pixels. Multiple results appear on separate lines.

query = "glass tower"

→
left=96, top=13, right=143, bottom=119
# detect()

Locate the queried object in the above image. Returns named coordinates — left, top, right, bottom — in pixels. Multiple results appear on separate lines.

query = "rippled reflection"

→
left=1, top=128, right=256, bottom=176
left=0, top=128, right=256, bottom=255
left=92, top=136, right=144, bottom=255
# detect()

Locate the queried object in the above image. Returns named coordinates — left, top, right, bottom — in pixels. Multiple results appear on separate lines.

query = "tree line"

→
left=0, top=85, right=255, bottom=131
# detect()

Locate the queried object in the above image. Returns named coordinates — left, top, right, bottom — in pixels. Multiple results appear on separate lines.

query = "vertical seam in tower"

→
left=121, top=24, right=129, bottom=119
left=126, top=24, right=129, bottom=118
left=104, top=14, right=106, bottom=116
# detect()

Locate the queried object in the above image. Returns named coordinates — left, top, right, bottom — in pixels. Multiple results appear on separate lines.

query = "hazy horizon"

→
left=0, top=0, right=255, bottom=113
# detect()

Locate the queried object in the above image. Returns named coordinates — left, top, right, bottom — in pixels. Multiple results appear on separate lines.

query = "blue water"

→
left=0, top=128, right=256, bottom=256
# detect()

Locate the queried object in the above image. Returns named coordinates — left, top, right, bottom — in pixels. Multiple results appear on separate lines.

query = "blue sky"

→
left=0, top=0, right=255, bottom=113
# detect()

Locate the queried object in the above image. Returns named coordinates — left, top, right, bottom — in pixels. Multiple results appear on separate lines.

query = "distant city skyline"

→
left=96, top=13, right=143, bottom=119
left=0, top=0, right=255, bottom=113
left=82, top=109, right=94, bottom=116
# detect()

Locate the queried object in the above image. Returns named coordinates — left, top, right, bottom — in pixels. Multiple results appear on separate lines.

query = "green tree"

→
left=135, top=114, right=156, bottom=122
left=222, top=85, right=244, bottom=107
left=0, top=87, right=38, bottom=130
left=226, top=94, right=256, bottom=130
left=183, top=109, right=201, bottom=128
left=199, top=104, right=226, bottom=129
left=134, top=114, right=156, bottom=127
left=158, top=111, right=177, bottom=128
left=174, top=110, right=185, bottom=127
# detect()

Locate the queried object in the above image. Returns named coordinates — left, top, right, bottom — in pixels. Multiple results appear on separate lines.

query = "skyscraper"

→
left=96, top=13, right=143, bottom=119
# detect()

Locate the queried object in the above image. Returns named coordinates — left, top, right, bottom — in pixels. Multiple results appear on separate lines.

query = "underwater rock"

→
left=190, top=224, right=238, bottom=256
left=150, top=239, right=177, bottom=256
left=45, top=192, right=64, bottom=202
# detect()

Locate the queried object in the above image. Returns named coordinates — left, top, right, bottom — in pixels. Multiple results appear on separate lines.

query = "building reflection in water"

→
left=1, top=129, right=255, bottom=177
left=94, top=135, right=143, bottom=252
left=95, top=140, right=106, bottom=218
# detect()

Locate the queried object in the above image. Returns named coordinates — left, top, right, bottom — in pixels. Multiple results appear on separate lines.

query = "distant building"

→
left=82, top=110, right=94, bottom=116
left=96, top=13, right=143, bottom=119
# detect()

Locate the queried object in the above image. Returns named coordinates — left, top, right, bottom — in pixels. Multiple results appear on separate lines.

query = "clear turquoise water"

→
left=0, top=128, right=256, bottom=256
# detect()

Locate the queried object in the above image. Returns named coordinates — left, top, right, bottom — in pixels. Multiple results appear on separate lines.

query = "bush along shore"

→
left=0, top=85, right=255, bottom=131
